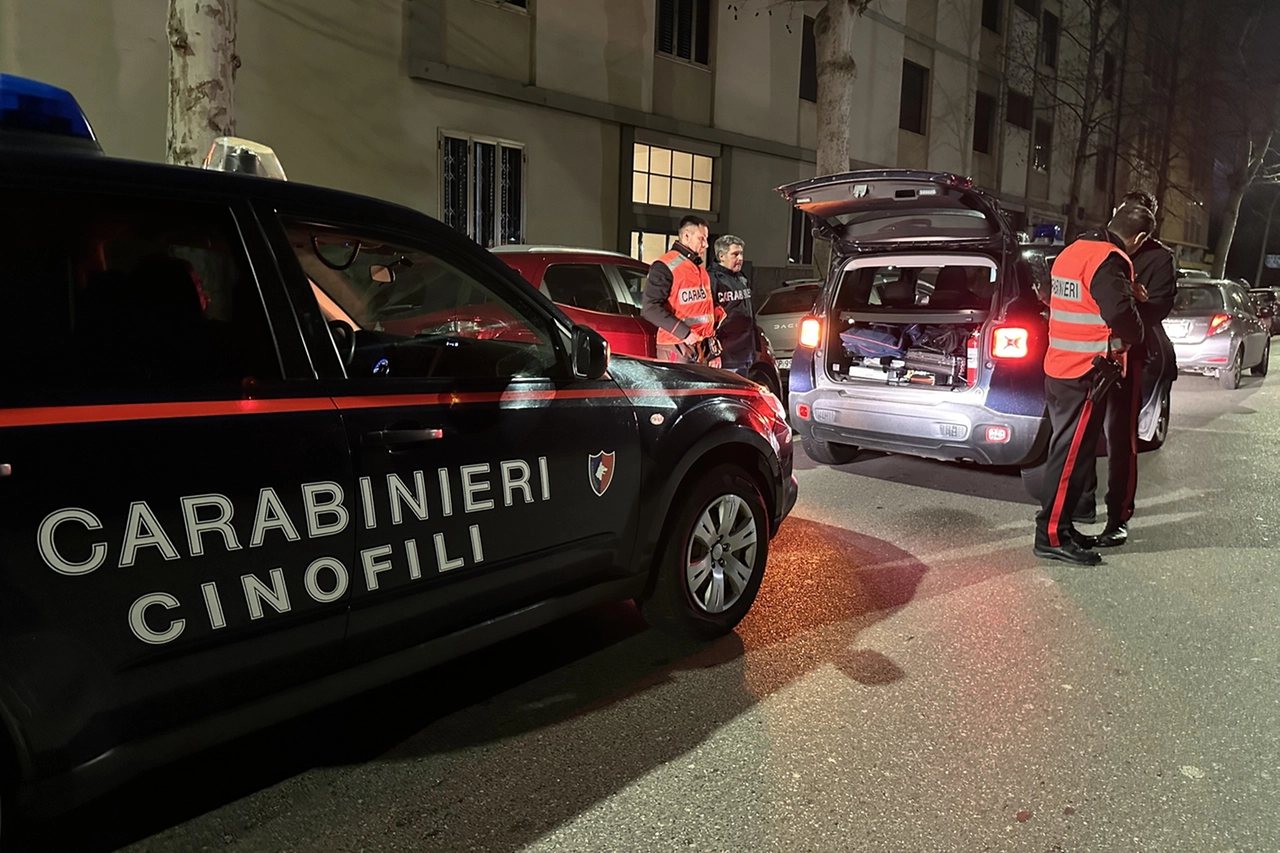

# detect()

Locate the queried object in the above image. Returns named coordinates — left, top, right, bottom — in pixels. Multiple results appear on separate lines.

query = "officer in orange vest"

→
left=641, top=215, right=723, bottom=365
left=1034, top=204, right=1152, bottom=565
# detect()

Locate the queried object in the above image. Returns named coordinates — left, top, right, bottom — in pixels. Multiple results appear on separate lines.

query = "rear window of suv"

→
left=834, top=264, right=996, bottom=312
left=759, top=286, right=820, bottom=315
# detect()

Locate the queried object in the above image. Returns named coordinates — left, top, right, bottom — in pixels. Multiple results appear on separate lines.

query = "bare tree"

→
left=167, top=0, right=239, bottom=167
left=1008, top=0, right=1126, bottom=238
left=727, top=1, right=873, bottom=273
left=1210, top=1, right=1280, bottom=278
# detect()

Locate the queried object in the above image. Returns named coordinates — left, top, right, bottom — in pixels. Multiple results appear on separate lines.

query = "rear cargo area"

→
left=831, top=317, right=983, bottom=388
left=824, top=259, right=995, bottom=390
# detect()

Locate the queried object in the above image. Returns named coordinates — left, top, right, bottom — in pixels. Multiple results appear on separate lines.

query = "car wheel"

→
left=1251, top=339, right=1270, bottom=376
left=1220, top=348, right=1243, bottom=389
left=802, top=436, right=859, bottom=465
left=1138, top=385, right=1172, bottom=452
left=639, top=464, right=769, bottom=641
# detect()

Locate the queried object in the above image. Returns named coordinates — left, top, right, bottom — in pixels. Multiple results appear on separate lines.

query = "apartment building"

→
left=0, top=0, right=1211, bottom=288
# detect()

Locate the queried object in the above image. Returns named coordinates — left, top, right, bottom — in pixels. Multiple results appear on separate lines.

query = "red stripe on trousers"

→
left=1047, top=397, right=1097, bottom=548
left=1121, top=375, right=1141, bottom=522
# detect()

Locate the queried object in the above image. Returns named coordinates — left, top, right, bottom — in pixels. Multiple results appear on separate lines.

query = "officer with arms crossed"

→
left=642, top=215, right=723, bottom=365
left=1076, top=190, right=1179, bottom=547
left=1035, top=204, right=1152, bottom=566
left=708, top=234, right=755, bottom=377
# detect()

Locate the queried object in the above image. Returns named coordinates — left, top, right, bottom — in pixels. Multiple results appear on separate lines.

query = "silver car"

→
left=757, top=280, right=822, bottom=382
left=1163, top=279, right=1270, bottom=389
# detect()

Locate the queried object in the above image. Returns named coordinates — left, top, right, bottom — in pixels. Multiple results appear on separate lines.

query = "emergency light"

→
left=203, top=136, right=288, bottom=180
left=0, top=74, right=102, bottom=153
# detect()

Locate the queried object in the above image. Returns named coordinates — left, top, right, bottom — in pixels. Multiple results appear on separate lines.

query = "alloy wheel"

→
left=685, top=494, right=759, bottom=614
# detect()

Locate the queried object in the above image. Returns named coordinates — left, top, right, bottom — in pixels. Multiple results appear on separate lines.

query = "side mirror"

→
left=571, top=325, right=609, bottom=380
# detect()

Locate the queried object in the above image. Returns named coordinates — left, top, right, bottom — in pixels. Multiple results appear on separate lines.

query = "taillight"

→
left=1208, top=313, right=1232, bottom=335
left=798, top=317, right=822, bottom=348
left=991, top=326, right=1030, bottom=359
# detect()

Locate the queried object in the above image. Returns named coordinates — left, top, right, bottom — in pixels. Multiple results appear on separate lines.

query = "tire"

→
left=1220, top=348, right=1243, bottom=389
left=1251, top=339, right=1270, bottom=376
left=639, top=464, right=769, bottom=640
left=1138, top=386, right=1171, bottom=452
left=802, top=436, right=859, bottom=465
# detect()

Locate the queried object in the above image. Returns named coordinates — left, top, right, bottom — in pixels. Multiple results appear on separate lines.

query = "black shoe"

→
left=1069, top=529, right=1098, bottom=550
left=1034, top=540, right=1102, bottom=566
left=1093, top=522, right=1128, bottom=548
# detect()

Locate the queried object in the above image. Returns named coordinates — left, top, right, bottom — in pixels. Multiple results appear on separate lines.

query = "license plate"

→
left=1165, top=320, right=1190, bottom=339
left=776, top=358, right=792, bottom=370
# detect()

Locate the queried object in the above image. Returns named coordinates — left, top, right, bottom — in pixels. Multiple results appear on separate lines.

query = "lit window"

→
left=442, top=133, right=524, bottom=248
left=632, top=143, right=713, bottom=211
left=631, top=231, right=677, bottom=265
left=1033, top=120, right=1053, bottom=173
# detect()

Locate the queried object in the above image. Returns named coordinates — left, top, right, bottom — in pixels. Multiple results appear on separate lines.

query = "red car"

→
left=492, top=245, right=783, bottom=397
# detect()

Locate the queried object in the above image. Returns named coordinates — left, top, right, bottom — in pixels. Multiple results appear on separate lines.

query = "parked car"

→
left=757, top=279, right=822, bottom=385
left=491, top=245, right=784, bottom=398
left=1164, top=279, right=1270, bottom=388
left=0, top=76, right=796, bottom=831
left=1247, top=287, right=1279, bottom=335
left=777, top=169, right=1175, bottom=466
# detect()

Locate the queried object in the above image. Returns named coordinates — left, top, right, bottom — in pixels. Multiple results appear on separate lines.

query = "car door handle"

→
left=362, top=428, right=445, bottom=449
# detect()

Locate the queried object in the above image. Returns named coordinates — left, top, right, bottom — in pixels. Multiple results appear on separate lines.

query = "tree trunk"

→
left=811, top=0, right=864, bottom=277
left=1152, top=0, right=1188, bottom=234
left=167, top=0, right=238, bottom=167
left=1213, top=179, right=1249, bottom=279
left=1065, top=0, right=1105, bottom=240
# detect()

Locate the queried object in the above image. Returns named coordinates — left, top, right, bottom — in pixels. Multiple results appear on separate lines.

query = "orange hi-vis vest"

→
left=1044, top=238, right=1134, bottom=379
left=655, top=248, right=717, bottom=346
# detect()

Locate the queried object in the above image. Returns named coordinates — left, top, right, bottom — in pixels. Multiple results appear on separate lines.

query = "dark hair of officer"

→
left=679, top=214, right=709, bottom=232
left=1121, top=190, right=1158, bottom=216
left=1108, top=204, right=1155, bottom=241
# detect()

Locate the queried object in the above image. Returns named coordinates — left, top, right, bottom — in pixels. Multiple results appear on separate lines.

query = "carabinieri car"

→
left=0, top=75, right=796, bottom=830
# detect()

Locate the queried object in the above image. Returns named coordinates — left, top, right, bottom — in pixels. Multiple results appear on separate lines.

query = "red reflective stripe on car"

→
left=0, top=387, right=763, bottom=428
left=0, top=398, right=339, bottom=429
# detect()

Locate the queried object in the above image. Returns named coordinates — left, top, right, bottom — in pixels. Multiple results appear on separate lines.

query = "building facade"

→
left=0, top=0, right=1211, bottom=291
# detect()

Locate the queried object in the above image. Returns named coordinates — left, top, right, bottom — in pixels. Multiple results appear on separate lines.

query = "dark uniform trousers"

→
left=1035, top=372, right=1112, bottom=548
left=1076, top=349, right=1145, bottom=526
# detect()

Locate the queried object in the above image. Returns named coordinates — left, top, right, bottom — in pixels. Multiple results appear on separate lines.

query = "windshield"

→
left=1173, top=285, right=1224, bottom=314
left=760, top=287, right=821, bottom=315
left=834, top=264, right=996, bottom=312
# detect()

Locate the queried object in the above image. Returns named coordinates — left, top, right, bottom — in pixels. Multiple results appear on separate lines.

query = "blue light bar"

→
left=0, top=74, right=97, bottom=142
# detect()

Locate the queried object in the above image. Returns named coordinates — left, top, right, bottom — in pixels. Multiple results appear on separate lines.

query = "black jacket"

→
left=707, top=260, right=755, bottom=365
left=1078, top=228, right=1145, bottom=349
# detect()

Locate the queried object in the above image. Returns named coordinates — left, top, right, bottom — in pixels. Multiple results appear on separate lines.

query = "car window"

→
left=0, top=189, right=280, bottom=407
left=759, top=287, right=821, bottom=315
left=1229, top=287, right=1251, bottom=313
left=834, top=264, right=995, bottom=312
left=281, top=221, right=558, bottom=380
left=1173, top=285, right=1224, bottom=313
left=541, top=264, right=620, bottom=314
left=616, top=266, right=648, bottom=307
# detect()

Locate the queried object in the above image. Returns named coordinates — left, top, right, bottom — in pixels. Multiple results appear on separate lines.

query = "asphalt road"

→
left=19, top=365, right=1280, bottom=853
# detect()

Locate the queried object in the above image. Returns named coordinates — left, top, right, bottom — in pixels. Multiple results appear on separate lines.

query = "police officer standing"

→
left=1035, top=204, right=1153, bottom=565
left=642, top=215, right=722, bottom=365
left=708, top=234, right=755, bottom=377
left=1076, top=190, right=1179, bottom=547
